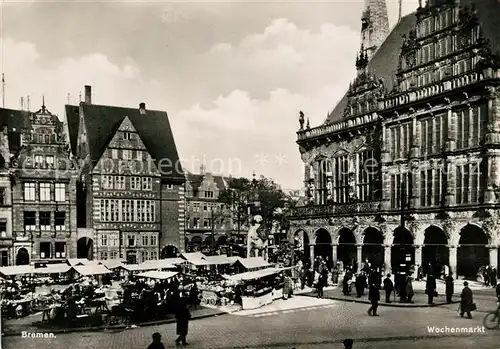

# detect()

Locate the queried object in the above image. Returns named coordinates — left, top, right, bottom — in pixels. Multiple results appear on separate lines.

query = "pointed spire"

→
left=42, top=95, right=46, bottom=110
left=361, top=0, right=389, bottom=61
left=306, top=118, right=310, bottom=129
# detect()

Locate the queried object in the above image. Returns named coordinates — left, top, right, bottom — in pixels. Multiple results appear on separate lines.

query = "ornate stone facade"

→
left=291, top=0, right=500, bottom=278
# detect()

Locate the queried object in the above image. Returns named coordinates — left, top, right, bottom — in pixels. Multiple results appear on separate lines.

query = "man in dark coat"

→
left=355, top=272, right=366, bottom=298
left=367, top=283, right=380, bottom=316
left=383, top=274, right=394, bottom=303
left=343, top=270, right=352, bottom=295
left=445, top=274, right=454, bottom=304
left=491, top=268, right=497, bottom=287
left=148, top=332, right=165, bottom=349
left=175, top=299, right=191, bottom=345
left=460, top=281, right=474, bottom=319
left=426, top=274, right=437, bottom=305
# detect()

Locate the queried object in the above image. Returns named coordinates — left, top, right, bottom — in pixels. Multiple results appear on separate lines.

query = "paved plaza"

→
left=3, top=295, right=498, bottom=349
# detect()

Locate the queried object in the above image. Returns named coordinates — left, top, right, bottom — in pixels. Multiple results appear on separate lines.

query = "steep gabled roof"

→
left=325, top=13, right=417, bottom=123
left=325, top=0, right=500, bottom=124
left=66, top=103, right=184, bottom=181
left=0, top=108, right=31, bottom=153
left=186, top=172, right=229, bottom=191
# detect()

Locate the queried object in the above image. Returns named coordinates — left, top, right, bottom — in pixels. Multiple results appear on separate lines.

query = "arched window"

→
left=357, top=150, right=376, bottom=201
left=333, top=154, right=349, bottom=204
left=316, top=158, right=331, bottom=205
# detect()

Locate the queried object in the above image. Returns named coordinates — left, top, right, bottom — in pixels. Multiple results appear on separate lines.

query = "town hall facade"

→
left=290, top=0, right=500, bottom=278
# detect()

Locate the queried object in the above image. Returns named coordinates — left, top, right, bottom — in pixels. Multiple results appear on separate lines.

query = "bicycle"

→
left=483, top=301, right=500, bottom=330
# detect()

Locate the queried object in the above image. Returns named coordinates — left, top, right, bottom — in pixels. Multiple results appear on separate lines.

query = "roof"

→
left=202, top=255, right=233, bottom=265
left=137, top=271, right=178, bottom=280
left=33, top=263, right=72, bottom=274
left=226, top=267, right=283, bottom=281
left=0, top=108, right=31, bottom=153
left=139, top=259, right=177, bottom=269
left=0, top=265, right=34, bottom=276
left=181, top=252, right=207, bottom=261
left=67, top=258, right=96, bottom=266
left=325, top=0, right=500, bottom=124
left=73, top=264, right=112, bottom=276
left=65, top=103, right=184, bottom=181
left=99, top=259, right=125, bottom=269
left=186, top=173, right=228, bottom=192
left=233, top=257, right=271, bottom=270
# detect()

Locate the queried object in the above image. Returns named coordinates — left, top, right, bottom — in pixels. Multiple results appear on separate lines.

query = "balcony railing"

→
left=289, top=200, right=381, bottom=218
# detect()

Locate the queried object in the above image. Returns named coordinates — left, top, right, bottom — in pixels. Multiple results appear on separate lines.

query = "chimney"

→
left=84, top=85, right=92, bottom=104
left=139, top=102, right=146, bottom=115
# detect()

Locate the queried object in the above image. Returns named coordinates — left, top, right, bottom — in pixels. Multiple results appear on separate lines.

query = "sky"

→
left=0, top=0, right=419, bottom=190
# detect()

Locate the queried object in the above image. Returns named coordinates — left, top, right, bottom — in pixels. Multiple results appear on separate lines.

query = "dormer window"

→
left=122, top=132, right=133, bottom=140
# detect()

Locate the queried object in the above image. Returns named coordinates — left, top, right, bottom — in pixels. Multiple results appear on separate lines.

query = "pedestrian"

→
left=459, top=281, right=475, bottom=319
left=342, top=269, right=351, bottom=295
left=445, top=273, right=454, bottom=304
left=367, top=283, right=380, bottom=316
left=317, top=267, right=327, bottom=298
left=355, top=272, right=366, bottom=298
left=484, top=266, right=491, bottom=287
left=425, top=274, right=436, bottom=305
left=148, top=332, right=165, bottom=349
left=491, top=268, right=497, bottom=287
left=404, top=274, right=414, bottom=303
left=343, top=338, right=354, bottom=348
left=175, top=298, right=191, bottom=346
left=383, top=274, right=393, bottom=303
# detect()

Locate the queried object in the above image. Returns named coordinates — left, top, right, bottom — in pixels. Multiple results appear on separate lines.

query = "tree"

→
left=217, top=177, right=252, bottom=242
left=218, top=175, right=295, bottom=242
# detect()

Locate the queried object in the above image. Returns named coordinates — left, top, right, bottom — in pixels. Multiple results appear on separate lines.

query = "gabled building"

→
left=65, top=86, right=185, bottom=263
left=290, top=0, right=500, bottom=278
left=184, top=169, right=233, bottom=253
left=7, top=101, right=78, bottom=266
left=0, top=107, right=31, bottom=266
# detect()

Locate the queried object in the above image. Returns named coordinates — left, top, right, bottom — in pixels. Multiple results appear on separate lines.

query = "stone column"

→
left=332, top=244, right=338, bottom=264
left=489, top=246, right=498, bottom=270
left=448, top=245, right=457, bottom=277
left=309, top=244, right=315, bottom=268
left=356, top=244, right=363, bottom=272
left=445, top=158, right=456, bottom=206
left=414, top=245, right=423, bottom=270
left=384, top=245, right=392, bottom=275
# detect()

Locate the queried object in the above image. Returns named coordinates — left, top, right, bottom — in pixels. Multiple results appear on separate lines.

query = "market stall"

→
left=225, top=267, right=285, bottom=310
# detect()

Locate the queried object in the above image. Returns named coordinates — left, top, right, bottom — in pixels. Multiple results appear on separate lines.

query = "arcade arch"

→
left=293, top=230, right=310, bottom=267
left=391, top=227, right=414, bottom=273
left=161, top=245, right=179, bottom=259
left=77, top=237, right=93, bottom=260
left=15, top=248, right=29, bottom=266
left=338, top=228, right=356, bottom=270
left=457, top=224, right=489, bottom=279
left=422, top=225, right=449, bottom=277
left=314, top=228, right=332, bottom=268
left=362, top=227, right=384, bottom=269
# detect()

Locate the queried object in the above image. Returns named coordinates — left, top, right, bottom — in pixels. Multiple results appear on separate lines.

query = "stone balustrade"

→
left=289, top=200, right=381, bottom=218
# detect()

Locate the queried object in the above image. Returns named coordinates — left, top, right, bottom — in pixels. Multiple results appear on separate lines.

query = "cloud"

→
left=0, top=38, right=166, bottom=118
left=173, top=18, right=359, bottom=188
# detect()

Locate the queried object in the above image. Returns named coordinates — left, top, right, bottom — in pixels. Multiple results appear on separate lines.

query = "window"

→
left=115, top=176, right=125, bottom=189
left=333, top=155, right=349, bottom=203
left=24, top=211, right=36, bottom=231
left=420, top=114, right=447, bottom=155
left=390, top=173, right=410, bottom=209
left=150, top=251, right=158, bottom=260
left=0, top=251, right=7, bottom=267
left=100, top=251, right=108, bottom=260
left=40, top=183, right=51, bottom=201
left=40, top=242, right=51, bottom=259
left=131, top=177, right=141, bottom=190
left=40, top=212, right=51, bottom=231
left=46, top=155, right=54, bottom=168
left=24, top=182, right=36, bottom=201
left=135, top=150, right=143, bottom=161
left=101, top=199, right=154, bottom=222
left=35, top=155, right=43, bottom=168
left=357, top=150, right=376, bottom=201
left=100, top=234, right=108, bottom=246
left=142, top=177, right=152, bottom=190
left=55, top=183, right=66, bottom=201
left=55, top=212, right=66, bottom=231
left=111, top=149, right=118, bottom=159
left=122, top=132, right=133, bottom=140
left=203, top=205, right=207, bottom=212
left=456, top=162, right=482, bottom=204
left=390, top=123, right=412, bottom=159
left=110, top=234, right=119, bottom=247
left=141, top=251, right=148, bottom=262
left=128, top=234, right=136, bottom=247
left=204, top=190, right=214, bottom=198
left=142, top=234, right=149, bottom=246
left=0, top=187, right=6, bottom=205
left=55, top=242, right=66, bottom=258
left=0, top=221, right=7, bottom=238
left=110, top=251, right=118, bottom=259
left=193, top=218, right=199, bottom=228
left=456, top=105, right=486, bottom=149
left=167, top=184, right=174, bottom=190
left=123, top=150, right=132, bottom=160
left=150, top=234, right=157, bottom=246
left=102, top=175, right=114, bottom=189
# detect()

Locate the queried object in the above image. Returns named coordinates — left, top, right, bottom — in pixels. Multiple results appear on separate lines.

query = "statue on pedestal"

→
left=299, top=111, right=305, bottom=130
left=246, top=214, right=270, bottom=260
